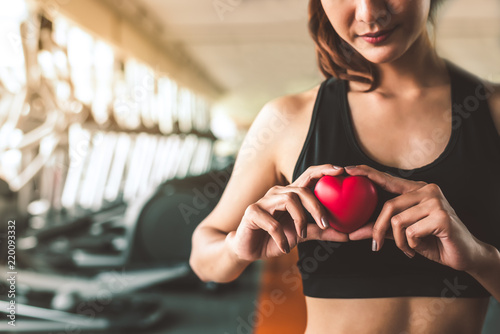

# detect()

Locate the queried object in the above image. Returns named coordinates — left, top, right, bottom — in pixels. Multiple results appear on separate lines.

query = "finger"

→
left=292, top=164, right=344, bottom=188
left=266, top=192, right=308, bottom=238
left=372, top=191, right=422, bottom=251
left=390, top=203, right=430, bottom=257
left=291, top=186, right=332, bottom=230
left=265, top=185, right=331, bottom=233
left=300, top=223, right=349, bottom=243
left=348, top=221, right=394, bottom=241
left=405, top=211, right=449, bottom=250
left=248, top=205, right=290, bottom=254
left=344, top=165, right=426, bottom=195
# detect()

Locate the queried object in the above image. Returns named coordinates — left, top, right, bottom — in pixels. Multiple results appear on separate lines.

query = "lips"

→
left=360, top=29, right=393, bottom=37
left=359, top=26, right=397, bottom=44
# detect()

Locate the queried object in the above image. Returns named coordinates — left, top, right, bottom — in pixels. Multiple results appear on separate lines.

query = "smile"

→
left=359, top=26, right=397, bottom=44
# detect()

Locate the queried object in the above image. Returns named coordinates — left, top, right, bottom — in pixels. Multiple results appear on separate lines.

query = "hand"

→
left=227, top=164, right=350, bottom=262
left=345, top=165, right=483, bottom=272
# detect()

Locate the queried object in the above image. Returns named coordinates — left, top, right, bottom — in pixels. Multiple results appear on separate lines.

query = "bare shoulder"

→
left=262, top=84, right=320, bottom=121
left=240, top=84, right=319, bottom=153
left=234, top=83, right=321, bottom=185
left=251, top=84, right=320, bottom=147
left=485, top=81, right=500, bottom=136
left=261, top=84, right=322, bottom=185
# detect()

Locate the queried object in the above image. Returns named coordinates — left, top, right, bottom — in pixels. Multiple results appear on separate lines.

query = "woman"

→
left=190, top=0, right=500, bottom=333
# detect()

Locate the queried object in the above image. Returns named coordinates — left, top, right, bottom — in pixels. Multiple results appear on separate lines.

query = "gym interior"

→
left=0, top=0, right=499, bottom=333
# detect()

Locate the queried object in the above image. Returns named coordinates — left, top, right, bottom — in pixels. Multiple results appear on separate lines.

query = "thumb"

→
left=348, top=222, right=395, bottom=241
left=301, top=224, right=349, bottom=243
left=348, top=222, right=375, bottom=241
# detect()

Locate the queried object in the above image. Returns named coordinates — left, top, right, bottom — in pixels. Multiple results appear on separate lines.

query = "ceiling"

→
left=107, top=0, right=500, bottom=127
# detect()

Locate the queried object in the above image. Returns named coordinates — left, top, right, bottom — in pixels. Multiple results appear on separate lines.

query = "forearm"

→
left=189, top=226, right=252, bottom=283
left=467, top=240, right=500, bottom=302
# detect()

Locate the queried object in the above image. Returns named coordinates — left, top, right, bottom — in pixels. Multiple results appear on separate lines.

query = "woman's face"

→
left=320, top=0, right=431, bottom=64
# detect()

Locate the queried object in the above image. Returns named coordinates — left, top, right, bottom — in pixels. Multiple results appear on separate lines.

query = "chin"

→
left=356, top=46, right=406, bottom=65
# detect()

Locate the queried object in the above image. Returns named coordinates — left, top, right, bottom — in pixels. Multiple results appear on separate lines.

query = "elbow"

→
left=189, top=249, right=211, bottom=283
left=189, top=224, right=244, bottom=284
left=189, top=255, right=207, bottom=282
left=189, top=251, right=235, bottom=284
left=189, top=228, right=210, bottom=282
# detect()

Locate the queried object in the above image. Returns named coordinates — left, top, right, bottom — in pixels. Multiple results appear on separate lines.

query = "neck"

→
left=350, top=29, right=449, bottom=97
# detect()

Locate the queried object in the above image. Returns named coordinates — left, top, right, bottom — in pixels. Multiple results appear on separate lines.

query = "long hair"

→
left=308, top=0, right=445, bottom=91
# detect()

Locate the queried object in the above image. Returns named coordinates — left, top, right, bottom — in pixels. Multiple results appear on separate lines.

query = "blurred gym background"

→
left=0, top=0, right=498, bottom=333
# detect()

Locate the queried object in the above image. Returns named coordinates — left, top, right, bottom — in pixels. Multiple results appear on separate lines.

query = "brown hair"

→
left=308, top=0, right=445, bottom=91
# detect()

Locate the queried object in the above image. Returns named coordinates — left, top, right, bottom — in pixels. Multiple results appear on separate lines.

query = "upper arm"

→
left=198, top=96, right=295, bottom=234
left=486, top=82, right=500, bottom=136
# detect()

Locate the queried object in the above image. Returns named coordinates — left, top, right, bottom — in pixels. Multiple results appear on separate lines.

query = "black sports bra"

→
left=292, top=60, right=500, bottom=298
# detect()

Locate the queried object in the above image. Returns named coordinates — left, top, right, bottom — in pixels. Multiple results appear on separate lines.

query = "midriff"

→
left=303, top=296, right=490, bottom=334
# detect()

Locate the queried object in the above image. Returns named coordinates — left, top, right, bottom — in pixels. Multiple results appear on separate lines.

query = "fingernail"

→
left=345, top=165, right=357, bottom=170
left=301, top=227, right=307, bottom=239
left=372, top=239, right=378, bottom=251
left=321, top=216, right=329, bottom=229
left=332, top=165, right=341, bottom=170
left=404, top=251, right=414, bottom=258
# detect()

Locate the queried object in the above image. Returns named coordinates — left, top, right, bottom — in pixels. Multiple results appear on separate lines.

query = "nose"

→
left=355, top=0, right=390, bottom=26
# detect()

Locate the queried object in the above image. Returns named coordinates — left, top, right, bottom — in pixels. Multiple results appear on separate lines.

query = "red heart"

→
left=314, top=175, right=378, bottom=233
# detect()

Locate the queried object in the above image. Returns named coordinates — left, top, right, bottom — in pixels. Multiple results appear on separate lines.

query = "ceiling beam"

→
left=51, top=0, right=226, bottom=100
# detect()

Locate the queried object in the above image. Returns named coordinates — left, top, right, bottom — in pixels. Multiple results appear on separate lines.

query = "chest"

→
left=345, top=88, right=453, bottom=171
left=280, top=87, right=453, bottom=184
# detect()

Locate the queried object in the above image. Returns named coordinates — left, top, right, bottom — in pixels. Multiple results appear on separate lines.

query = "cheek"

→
left=328, top=15, right=353, bottom=44
left=330, top=19, right=351, bottom=42
left=386, top=0, right=406, bottom=17
left=321, top=1, right=353, bottom=40
left=392, top=0, right=430, bottom=32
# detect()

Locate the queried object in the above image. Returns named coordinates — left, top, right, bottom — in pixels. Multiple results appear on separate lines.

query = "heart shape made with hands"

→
left=314, top=175, right=378, bottom=234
